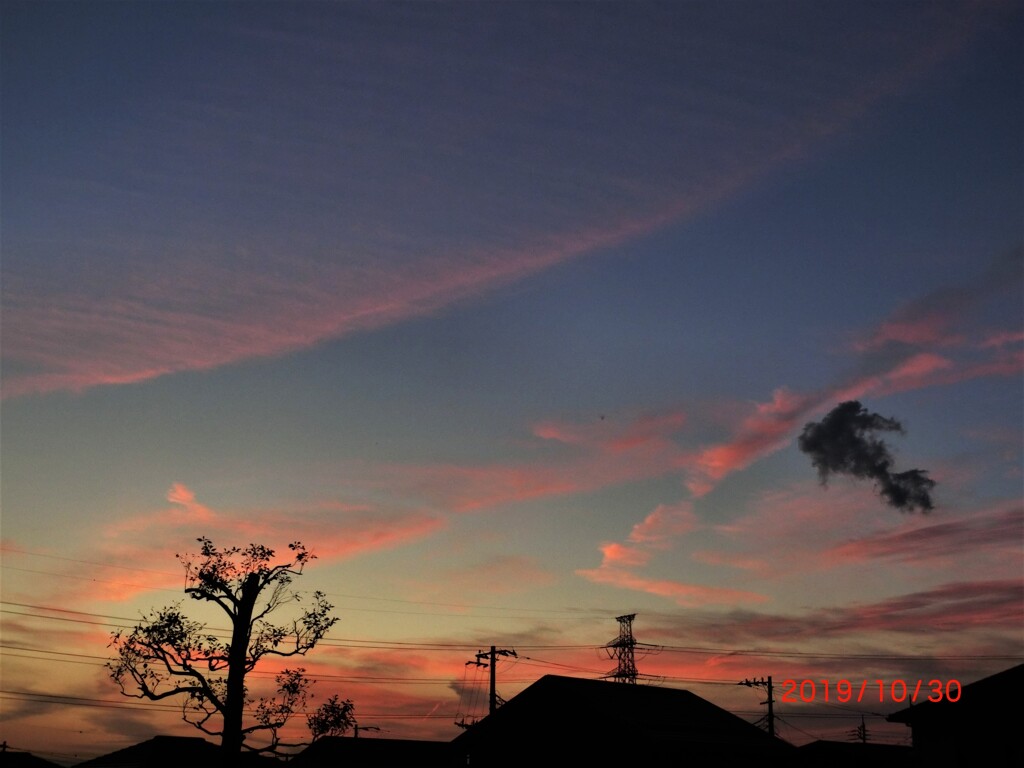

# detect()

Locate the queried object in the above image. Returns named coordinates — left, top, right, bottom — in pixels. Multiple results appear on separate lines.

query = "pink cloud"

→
left=355, top=410, right=693, bottom=512
left=863, top=350, right=1022, bottom=398
left=627, top=501, right=698, bottom=545
left=606, top=411, right=688, bottom=452
left=338, top=389, right=857, bottom=522
left=684, top=326, right=1021, bottom=497
left=532, top=408, right=687, bottom=453
left=576, top=564, right=767, bottom=607
left=643, top=578, right=1023, bottom=645
left=687, top=388, right=813, bottom=496
left=349, top=458, right=593, bottom=514
left=0, top=246, right=543, bottom=398
left=855, top=315, right=962, bottom=351
left=714, top=483, right=889, bottom=538
left=577, top=499, right=707, bottom=607
left=826, top=505, right=1024, bottom=565
left=981, top=330, right=1024, bottom=348
left=927, top=349, right=1023, bottom=389
left=884, top=351, right=954, bottom=383
left=690, top=550, right=768, bottom=572
left=66, top=484, right=444, bottom=603
left=704, top=482, right=920, bottom=580
left=704, top=483, right=1024, bottom=590
left=166, top=482, right=201, bottom=508
left=853, top=250, right=1021, bottom=355
left=830, top=579, right=1024, bottom=634
left=108, top=483, right=216, bottom=538
left=0, top=208, right=731, bottom=401
left=4, top=13, right=998, bottom=403
left=579, top=496, right=761, bottom=608
left=597, top=542, right=651, bottom=568
left=435, top=555, right=557, bottom=595
left=408, top=462, right=591, bottom=512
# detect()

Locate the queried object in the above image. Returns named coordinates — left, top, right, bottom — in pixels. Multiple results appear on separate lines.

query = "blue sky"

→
left=2, top=1, right=1021, bottom=761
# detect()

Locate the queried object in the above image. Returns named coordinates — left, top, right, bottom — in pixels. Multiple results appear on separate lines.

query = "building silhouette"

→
left=887, top=663, right=1023, bottom=768
left=452, top=674, right=793, bottom=767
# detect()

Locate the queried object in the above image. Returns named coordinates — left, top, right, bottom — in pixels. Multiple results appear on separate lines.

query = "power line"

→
left=0, top=644, right=965, bottom=698
left=0, top=547, right=180, bottom=575
left=0, top=650, right=538, bottom=685
left=734, top=710, right=892, bottom=720
left=0, top=690, right=458, bottom=719
left=3, top=601, right=598, bottom=652
left=516, top=655, right=606, bottom=675
left=1, top=643, right=110, bottom=661
left=0, top=647, right=789, bottom=692
left=773, top=714, right=823, bottom=742
left=5, top=600, right=1020, bottom=661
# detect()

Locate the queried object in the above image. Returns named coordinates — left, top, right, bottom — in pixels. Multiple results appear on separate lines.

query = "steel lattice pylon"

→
left=606, top=613, right=638, bottom=684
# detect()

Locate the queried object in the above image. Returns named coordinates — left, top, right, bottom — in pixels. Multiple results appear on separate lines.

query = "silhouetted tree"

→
left=308, top=694, right=356, bottom=740
left=109, top=538, right=352, bottom=762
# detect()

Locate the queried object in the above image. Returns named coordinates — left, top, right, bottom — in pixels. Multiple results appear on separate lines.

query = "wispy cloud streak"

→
left=2, top=3, right=998, bottom=399
left=59, top=484, right=444, bottom=602
left=644, top=579, right=1024, bottom=645
left=827, top=505, right=1024, bottom=564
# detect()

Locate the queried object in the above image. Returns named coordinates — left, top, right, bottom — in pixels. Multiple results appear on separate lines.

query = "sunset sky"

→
left=2, top=1, right=1022, bottom=763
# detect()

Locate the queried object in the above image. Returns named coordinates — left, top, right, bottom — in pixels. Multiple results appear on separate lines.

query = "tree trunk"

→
left=220, top=574, right=259, bottom=763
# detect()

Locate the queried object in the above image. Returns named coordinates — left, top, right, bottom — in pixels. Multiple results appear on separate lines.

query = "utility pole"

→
left=739, top=676, right=775, bottom=737
left=849, top=715, right=868, bottom=743
left=473, top=645, right=517, bottom=715
left=605, top=613, right=639, bottom=684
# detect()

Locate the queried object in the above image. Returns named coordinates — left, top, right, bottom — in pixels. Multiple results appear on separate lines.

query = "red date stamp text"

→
left=780, top=678, right=960, bottom=704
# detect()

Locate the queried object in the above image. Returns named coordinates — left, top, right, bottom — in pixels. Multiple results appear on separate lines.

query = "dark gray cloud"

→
left=797, top=401, right=935, bottom=512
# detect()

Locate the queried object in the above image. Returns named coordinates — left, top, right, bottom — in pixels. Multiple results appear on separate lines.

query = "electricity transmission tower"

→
left=605, top=613, right=639, bottom=684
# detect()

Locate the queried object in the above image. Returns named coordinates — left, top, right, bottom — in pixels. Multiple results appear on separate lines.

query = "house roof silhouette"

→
left=74, top=736, right=219, bottom=767
left=1, top=751, right=65, bottom=768
left=452, top=674, right=793, bottom=766
left=794, top=740, right=917, bottom=767
left=72, top=735, right=280, bottom=767
left=289, top=736, right=452, bottom=767
left=887, top=662, right=1023, bottom=728
left=886, top=663, right=1023, bottom=767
